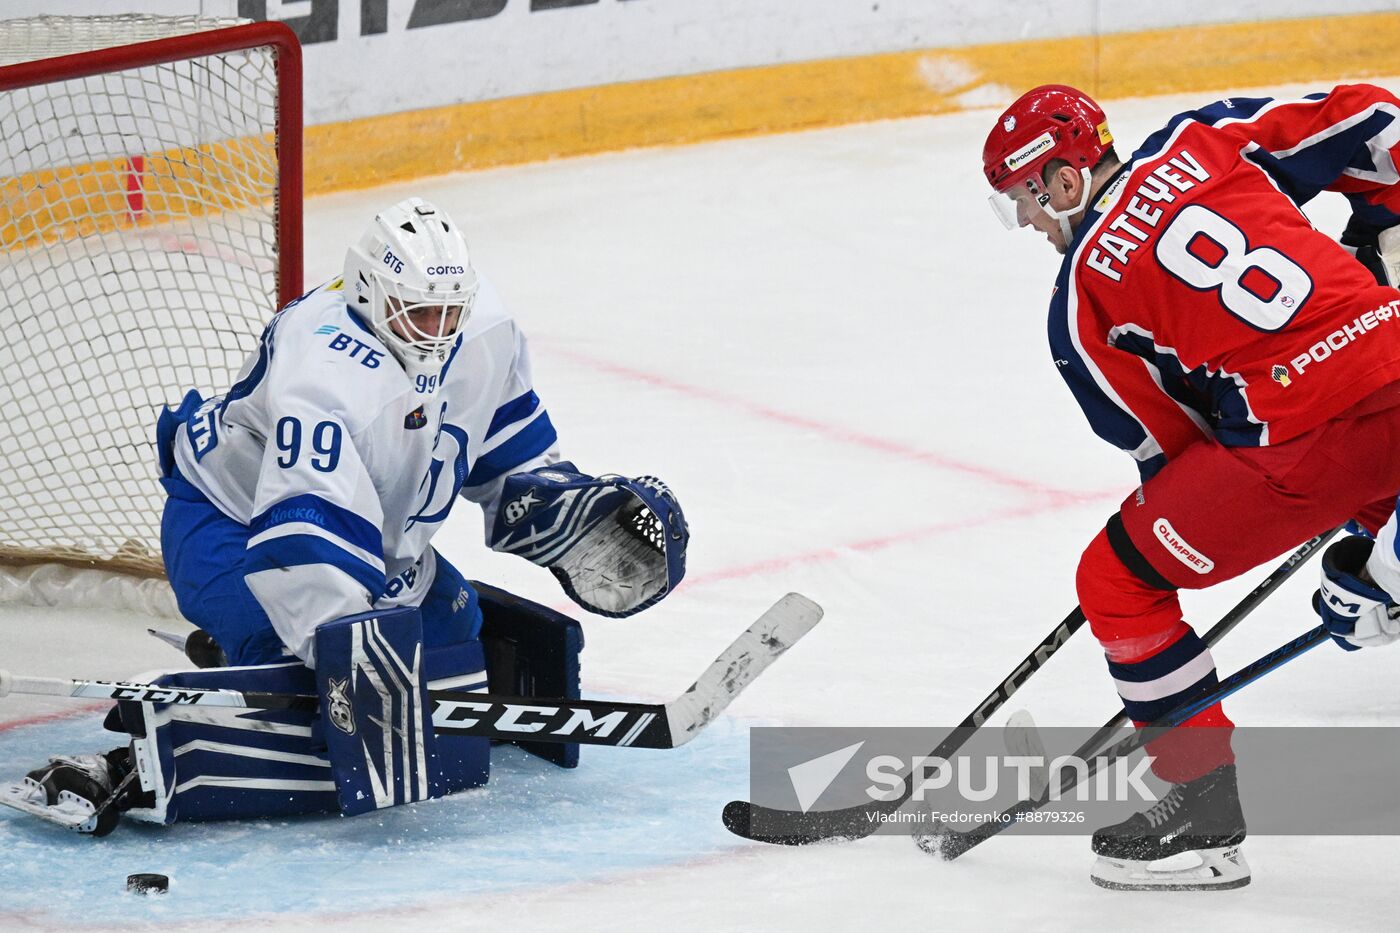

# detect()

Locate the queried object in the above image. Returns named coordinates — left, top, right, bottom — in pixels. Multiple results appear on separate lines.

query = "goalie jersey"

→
left=1052, top=83, right=1400, bottom=481
left=169, top=275, right=559, bottom=661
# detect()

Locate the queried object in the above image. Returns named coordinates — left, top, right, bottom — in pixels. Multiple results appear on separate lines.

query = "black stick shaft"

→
left=937, top=624, right=1329, bottom=860
left=723, top=604, right=1087, bottom=844
left=1072, top=528, right=1337, bottom=763
left=725, top=529, right=1338, bottom=846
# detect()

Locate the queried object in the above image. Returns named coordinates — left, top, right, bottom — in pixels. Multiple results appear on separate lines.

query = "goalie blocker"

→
left=46, top=585, right=579, bottom=828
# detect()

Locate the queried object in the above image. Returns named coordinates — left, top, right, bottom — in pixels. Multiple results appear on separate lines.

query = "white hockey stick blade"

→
left=663, top=593, right=823, bottom=747
left=147, top=628, right=187, bottom=653
left=1005, top=709, right=1049, bottom=801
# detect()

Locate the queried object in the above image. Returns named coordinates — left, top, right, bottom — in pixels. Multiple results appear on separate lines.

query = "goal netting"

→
left=0, top=14, right=301, bottom=601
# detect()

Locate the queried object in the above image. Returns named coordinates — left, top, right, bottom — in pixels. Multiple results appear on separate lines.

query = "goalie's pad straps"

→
left=314, top=607, right=445, bottom=816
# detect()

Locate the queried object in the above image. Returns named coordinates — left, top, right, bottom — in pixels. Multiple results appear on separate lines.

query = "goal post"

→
left=0, top=15, right=303, bottom=584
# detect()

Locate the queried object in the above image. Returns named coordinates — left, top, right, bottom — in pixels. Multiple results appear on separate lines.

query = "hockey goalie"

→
left=2, top=197, right=690, bottom=836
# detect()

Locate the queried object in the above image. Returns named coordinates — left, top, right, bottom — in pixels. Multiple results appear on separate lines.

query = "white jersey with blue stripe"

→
left=171, top=275, right=559, bottom=662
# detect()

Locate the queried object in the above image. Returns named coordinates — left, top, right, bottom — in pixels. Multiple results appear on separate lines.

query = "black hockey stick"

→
left=0, top=593, right=822, bottom=750
left=723, top=529, right=1336, bottom=846
left=928, top=622, right=1330, bottom=861
left=1053, top=528, right=1337, bottom=771
left=721, top=603, right=1087, bottom=844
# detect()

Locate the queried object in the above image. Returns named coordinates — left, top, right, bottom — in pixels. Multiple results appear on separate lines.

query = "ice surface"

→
left=4, top=78, right=1400, bottom=931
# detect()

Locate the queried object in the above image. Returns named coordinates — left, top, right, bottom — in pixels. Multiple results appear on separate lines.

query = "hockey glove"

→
left=1313, top=535, right=1400, bottom=651
left=491, top=462, right=688, bottom=618
left=1340, top=216, right=1400, bottom=288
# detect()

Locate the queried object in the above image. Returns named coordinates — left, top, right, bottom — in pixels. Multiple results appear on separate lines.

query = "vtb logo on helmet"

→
left=343, top=196, right=480, bottom=382
left=982, top=85, right=1114, bottom=239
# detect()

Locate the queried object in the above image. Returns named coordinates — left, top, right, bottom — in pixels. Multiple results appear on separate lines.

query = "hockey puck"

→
left=126, top=873, right=169, bottom=895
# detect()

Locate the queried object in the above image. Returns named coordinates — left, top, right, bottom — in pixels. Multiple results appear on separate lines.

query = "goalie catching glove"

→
left=490, top=463, right=688, bottom=617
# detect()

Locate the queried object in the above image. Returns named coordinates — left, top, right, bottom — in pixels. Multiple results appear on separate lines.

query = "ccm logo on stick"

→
left=98, top=682, right=212, bottom=704
left=432, top=699, right=635, bottom=738
left=1153, top=519, right=1214, bottom=574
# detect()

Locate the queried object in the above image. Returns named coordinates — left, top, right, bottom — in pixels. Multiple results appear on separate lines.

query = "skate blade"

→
left=1091, top=845, right=1251, bottom=891
left=0, top=780, right=99, bottom=832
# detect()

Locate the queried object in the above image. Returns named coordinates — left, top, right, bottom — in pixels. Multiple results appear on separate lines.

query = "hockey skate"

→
left=0, top=748, right=138, bottom=837
left=1090, top=763, right=1250, bottom=891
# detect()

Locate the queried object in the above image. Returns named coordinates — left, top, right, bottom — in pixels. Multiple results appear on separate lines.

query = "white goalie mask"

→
left=342, top=197, right=479, bottom=380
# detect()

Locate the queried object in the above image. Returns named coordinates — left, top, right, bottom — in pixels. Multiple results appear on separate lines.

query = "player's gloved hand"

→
left=1340, top=216, right=1400, bottom=287
left=1312, top=535, right=1400, bottom=651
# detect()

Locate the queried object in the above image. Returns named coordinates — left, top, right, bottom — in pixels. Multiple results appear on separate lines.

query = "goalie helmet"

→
left=342, top=197, right=479, bottom=380
left=982, top=85, right=1113, bottom=238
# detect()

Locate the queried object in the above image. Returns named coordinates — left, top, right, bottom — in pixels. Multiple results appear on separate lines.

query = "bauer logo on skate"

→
left=1153, top=518, right=1214, bottom=573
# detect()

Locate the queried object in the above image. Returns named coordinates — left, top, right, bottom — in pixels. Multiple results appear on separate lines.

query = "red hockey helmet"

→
left=983, top=85, right=1112, bottom=192
left=982, top=85, right=1114, bottom=236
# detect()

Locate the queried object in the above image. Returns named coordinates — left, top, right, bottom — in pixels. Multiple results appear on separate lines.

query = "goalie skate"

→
left=0, top=750, right=134, bottom=837
left=1091, top=844, right=1250, bottom=891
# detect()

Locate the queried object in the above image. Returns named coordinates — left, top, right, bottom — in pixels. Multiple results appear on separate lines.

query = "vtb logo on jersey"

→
left=503, top=489, right=542, bottom=526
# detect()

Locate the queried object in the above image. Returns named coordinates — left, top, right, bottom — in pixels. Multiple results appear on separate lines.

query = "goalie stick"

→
left=0, top=593, right=822, bottom=750
left=723, top=529, right=1336, bottom=846
left=929, top=622, right=1330, bottom=861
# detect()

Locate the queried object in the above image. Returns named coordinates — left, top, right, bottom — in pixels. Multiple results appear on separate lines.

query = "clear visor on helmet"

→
left=987, top=175, right=1052, bottom=230
left=380, top=276, right=477, bottom=357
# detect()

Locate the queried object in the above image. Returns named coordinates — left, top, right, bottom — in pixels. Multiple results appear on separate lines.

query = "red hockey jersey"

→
left=1050, top=84, right=1400, bottom=479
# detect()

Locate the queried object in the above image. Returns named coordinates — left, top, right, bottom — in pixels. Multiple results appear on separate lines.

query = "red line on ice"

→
left=0, top=702, right=108, bottom=733
left=682, top=499, right=1090, bottom=588
left=539, top=343, right=1110, bottom=505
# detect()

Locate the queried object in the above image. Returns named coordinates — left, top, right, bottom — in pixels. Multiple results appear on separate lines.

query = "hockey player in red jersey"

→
left=983, top=83, right=1400, bottom=890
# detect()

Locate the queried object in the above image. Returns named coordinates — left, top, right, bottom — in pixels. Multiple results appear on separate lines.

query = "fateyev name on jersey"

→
left=1085, top=150, right=1212, bottom=283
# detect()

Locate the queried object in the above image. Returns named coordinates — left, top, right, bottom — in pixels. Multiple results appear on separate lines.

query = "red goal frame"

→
left=0, top=19, right=304, bottom=307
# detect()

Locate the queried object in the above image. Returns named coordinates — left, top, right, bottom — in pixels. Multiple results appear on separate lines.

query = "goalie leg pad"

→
left=104, top=623, right=490, bottom=824
left=476, top=580, right=584, bottom=768
left=314, top=607, right=446, bottom=816
left=111, top=661, right=337, bottom=825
